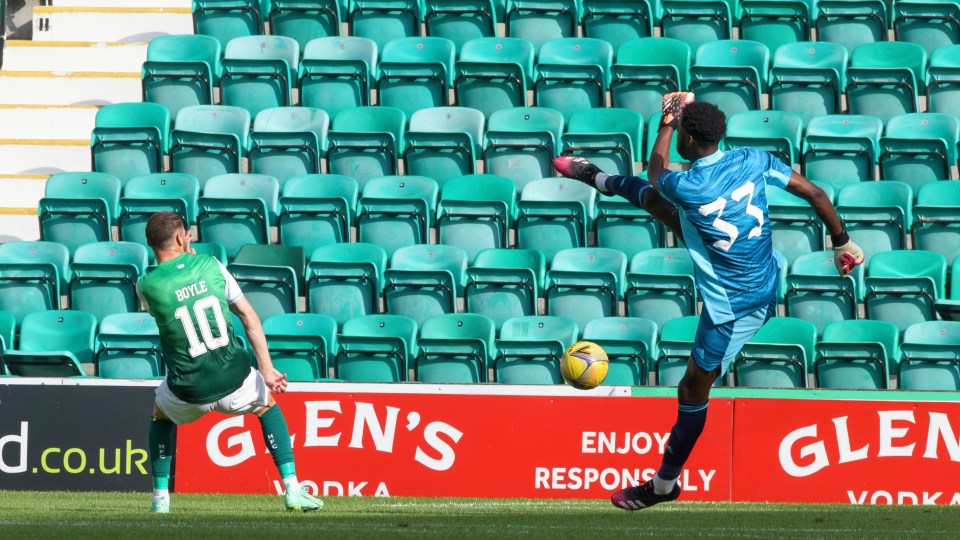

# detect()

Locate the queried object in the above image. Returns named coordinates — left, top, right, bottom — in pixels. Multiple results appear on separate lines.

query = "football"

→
left=560, top=341, right=609, bottom=390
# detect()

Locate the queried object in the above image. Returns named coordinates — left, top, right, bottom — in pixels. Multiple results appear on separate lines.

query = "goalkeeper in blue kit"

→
left=137, top=212, right=323, bottom=514
left=555, top=94, right=864, bottom=510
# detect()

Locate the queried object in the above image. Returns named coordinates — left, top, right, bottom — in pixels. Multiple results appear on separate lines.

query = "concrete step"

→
left=0, top=139, right=91, bottom=174
left=0, top=71, right=141, bottom=105
left=0, top=174, right=47, bottom=241
left=32, top=6, right=193, bottom=42
left=2, top=40, right=147, bottom=73
left=0, top=105, right=99, bottom=140
left=52, top=0, right=190, bottom=7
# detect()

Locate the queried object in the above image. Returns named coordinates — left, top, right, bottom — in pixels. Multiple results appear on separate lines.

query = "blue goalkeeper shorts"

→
left=692, top=297, right=777, bottom=376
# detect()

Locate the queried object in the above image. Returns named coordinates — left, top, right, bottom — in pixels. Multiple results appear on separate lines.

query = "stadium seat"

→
left=892, top=0, right=960, bottom=56
left=864, top=249, right=946, bottom=335
left=263, top=313, right=338, bottom=381
left=846, top=42, right=927, bottom=124
left=660, top=0, right=736, bottom=52
left=494, top=315, right=578, bottom=383
left=119, top=173, right=200, bottom=256
left=69, top=242, right=149, bottom=321
left=739, top=0, right=816, bottom=52
left=376, top=37, right=456, bottom=117
left=229, top=244, right=304, bottom=320
left=582, top=316, right=657, bottom=385
left=91, top=102, right=170, bottom=186
left=404, top=106, right=485, bottom=182
left=414, top=312, right=496, bottom=382
left=561, top=107, right=643, bottom=176
left=581, top=0, right=655, bottom=50
left=0, top=311, right=14, bottom=353
left=197, top=173, right=280, bottom=260
left=268, top=0, right=342, bottom=50
left=277, top=174, right=358, bottom=255
left=595, top=194, right=664, bottom=261
left=785, top=250, right=862, bottom=335
left=171, top=105, right=251, bottom=187
left=733, top=317, right=817, bottom=388
left=0, top=241, right=69, bottom=325
left=801, top=115, right=882, bottom=188
left=356, top=175, right=438, bottom=260
left=436, top=174, right=516, bottom=262
left=193, top=0, right=264, bottom=48
left=814, top=0, right=887, bottom=52
left=142, top=34, right=222, bottom=119
left=768, top=41, right=848, bottom=126
left=926, top=44, right=960, bottom=117
left=327, top=106, right=406, bottom=185
left=334, top=313, right=418, bottom=381
left=836, top=181, right=912, bottom=263
left=880, top=113, right=960, bottom=189
left=383, top=244, right=468, bottom=325
left=306, top=243, right=387, bottom=326
left=516, top=178, right=596, bottom=263
left=690, top=39, right=770, bottom=117
left=299, top=36, right=378, bottom=120
left=193, top=241, right=228, bottom=263
left=724, top=110, right=803, bottom=166
left=464, top=248, right=544, bottom=332
left=912, top=182, right=960, bottom=267
left=249, top=107, right=329, bottom=184
left=39, top=172, right=121, bottom=255
left=504, top=0, right=580, bottom=51
left=534, top=38, right=613, bottom=121
left=347, top=0, right=421, bottom=49
left=766, top=184, right=832, bottom=266
left=625, top=247, right=697, bottom=330
left=655, top=315, right=699, bottom=386
left=220, top=35, right=299, bottom=118
left=545, top=247, right=626, bottom=332
left=898, top=320, right=960, bottom=390
left=95, top=312, right=163, bottom=379
left=484, top=107, right=565, bottom=185
left=935, top=254, right=960, bottom=321
left=423, top=0, right=498, bottom=51
left=3, top=310, right=96, bottom=377
left=610, top=37, right=691, bottom=121
left=454, top=37, right=535, bottom=118
left=815, top=319, right=898, bottom=389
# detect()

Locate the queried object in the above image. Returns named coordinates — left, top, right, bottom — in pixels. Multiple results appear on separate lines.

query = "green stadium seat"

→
left=230, top=244, right=304, bottom=320
left=268, top=0, right=342, bottom=50
left=436, top=174, right=516, bottom=262
left=91, top=102, right=170, bottom=186
left=327, top=106, right=406, bottom=185
left=423, top=0, right=498, bottom=51
left=733, top=317, right=816, bottom=388
left=785, top=250, right=862, bottom=335
left=655, top=315, right=699, bottom=386
left=815, top=319, right=898, bottom=389
left=660, top=0, right=736, bottom=52
left=690, top=39, right=770, bottom=116
left=404, top=106, right=485, bottom=183
left=892, top=0, right=960, bottom=56
left=348, top=0, right=421, bottom=50
left=171, top=105, right=251, bottom=187
left=765, top=184, right=832, bottom=266
left=814, top=0, right=886, bottom=52
left=95, top=312, right=163, bottom=379
left=581, top=0, right=655, bottom=51
left=383, top=244, right=468, bottom=326
left=494, top=315, right=578, bottom=383
left=880, top=113, right=960, bottom=189
left=625, top=247, right=697, bottom=329
left=464, top=248, right=544, bottom=332
left=504, top=0, right=580, bottom=51
left=119, top=173, right=200, bottom=258
left=484, top=107, right=564, bottom=186
left=0, top=241, right=69, bottom=326
left=193, top=0, right=264, bottom=49
left=69, top=242, right=149, bottom=321
left=277, top=174, right=358, bottom=255
left=220, top=35, right=299, bottom=118
left=455, top=37, right=535, bottom=118
left=561, top=107, right=643, bottom=176
left=39, top=172, right=121, bottom=255
left=898, top=320, right=960, bottom=390
left=306, top=243, right=386, bottom=326
left=415, top=312, right=496, bottom=382
left=582, top=316, right=657, bottom=385
left=610, top=37, right=691, bottom=121
left=299, top=36, right=377, bottom=119
left=516, top=178, right=596, bottom=263
left=926, top=44, right=960, bottom=117
left=263, top=313, right=337, bottom=381
left=545, top=247, right=626, bottom=332
left=334, top=313, right=418, bottom=381
left=864, top=249, right=946, bottom=336
left=769, top=41, right=847, bottom=126
left=197, top=173, right=280, bottom=260
left=3, top=310, right=96, bottom=377
left=142, top=34, right=221, bottom=119
left=846, top=42, right=927, bottom=124
left=192, top=241, right=228, bottom=263
left=377, top=37, right=456, bottom=118
left=801, top=115, right=882, bottom=188
left=595, top=195, right=664, bottom=261
left=724, top=110, right=803, bottom=166
left=534, top=38, right=613, bottom=121
left=249, top=107, right=329, bottom=184
left=836, top=181, right=913, bottom=264
left=739, top=0, right=816, bottom=52
left=913, top=182, right=960, bottom=268
left=356, top=175, right=438, bottom=260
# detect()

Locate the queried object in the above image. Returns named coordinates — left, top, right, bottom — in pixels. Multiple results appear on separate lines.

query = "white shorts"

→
left=155, top=368, right=269, bottom=425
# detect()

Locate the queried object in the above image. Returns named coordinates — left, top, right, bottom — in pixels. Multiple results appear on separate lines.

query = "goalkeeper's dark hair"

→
left=681, top=101, right=726, bottom=145
left=145, top=211, right=186, bottom=248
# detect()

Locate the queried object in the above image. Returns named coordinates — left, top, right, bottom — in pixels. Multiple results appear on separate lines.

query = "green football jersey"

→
left=137, top=253, right=249, bottom=404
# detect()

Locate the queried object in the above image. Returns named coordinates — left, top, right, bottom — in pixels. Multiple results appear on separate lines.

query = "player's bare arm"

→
left=229, top=297, right=288, bottom=394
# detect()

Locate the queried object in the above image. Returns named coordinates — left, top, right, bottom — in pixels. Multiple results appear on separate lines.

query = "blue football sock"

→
left=657, top=400, right=709, bottom=482
left=597, top=174, right=653, bottom=207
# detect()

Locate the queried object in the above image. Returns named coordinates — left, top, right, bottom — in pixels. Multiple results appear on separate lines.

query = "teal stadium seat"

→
left=495, top=315, right=578, bottom=383
left=595, top=193, right=664, bottom=261
left=220, top=35, right=299, bottom=118
left=39, top=172, right=121, bottom=255
left=484, top=107, right=564, bottom=184
left=383, top=244, right=468, bottom=326
left=423, top=0, right=498, bottom=51
left=846, top=42, right=927, bottom=124
left=892, top=0, right=960, bottom=56
left=142, top=34, right=221, bottom=119
left=268, top=0, right=342, bottom=50
left=377, top=37, right=456, bottom=118
left=91, top=102, right=170, bottom=186
left=625, top=247, right=697, bottom=329
left=334, top=313, right=418, bottom=381
left=69, top=242, right=149, bottom=321
left=327, top=106, right=406, bottom=185
left=356, top=175, right=438, bottom=260
left=263, top=313, right=337, bottom=381
left=119, top=173, right=200, bottom=256
left=926, top=44, right=960, bottom=117
left=436, top=174, right=516, bottom=262
left=0, top=241, right=69, bottom=325
left=815, top=0, right=886, bottom=52
left=504, top=0, right=580, bottom=51
left=96, top=312, right=163, bottom=379
left=171, top=105, right=251, bottom=186
left=801, top=115, right=882, bottom=188
left=249, top=106, right=329, bottom=183
left=404, top=106, right=485, bottom=182
left=785, top=250, right=863, bottom=335
left=739, top=0, right=815, bottom=52
left=516, top=178, right=596, bottom=263
left=230, top=244, right=304, bottom=320
left=864, top=249, right=946, bottom=336
left=724, top=110, right=803, bottom=166
left=655, top=315, right=699, bottom=386
left=348, top=0, right=421, bottom=50
left=836, top=181, right=913, bottom=262
left=815, top=319, right=898, bottom=389
left=277, top=174, right=358, bottom=255
left=415, top=313, right=496, bottom=383
left=898, top=320, right=960, bottom=390
left=193, top=0, right=264, bottom=49
left=299, top=36, right=377, bottom=119
left=690, top=39, right=770, bottom=117
left=306, top=243, right=386, bottom=326
left=660, top=0, right=736, bottom=52
left=581, top=0, right=655, bottom=51
left=582, top=316, right=658, bottom=385
left=197, top=173, right=280, bottom=260
left=545, top=247, right=626, bottom=333
left=912, top=181, right=960, bottom=267
left=3, top=310, right=96, bottom=377
left=880, top=113, right=960, bottom=190
left=769, top=41, right=848, bottom=126
left=562, top=107, right=644, bottom=176
left=464, top=248, right=544, bottom=332
left=733, top=317, right=817, bottom=388
left=610, top=37, right=691, bottom=121
left=455, top=37, right=535, bottom=118
left=192, top=241, right=228, bottom=263
left=534, top=37, right=613, bottom=121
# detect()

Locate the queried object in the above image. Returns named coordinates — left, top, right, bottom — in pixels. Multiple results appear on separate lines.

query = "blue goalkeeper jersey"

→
left=657, top=147, right=793, bottom=324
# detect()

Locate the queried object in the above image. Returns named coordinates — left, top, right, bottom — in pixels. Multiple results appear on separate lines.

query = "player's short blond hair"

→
left=145, top=212, right=185, bottom=249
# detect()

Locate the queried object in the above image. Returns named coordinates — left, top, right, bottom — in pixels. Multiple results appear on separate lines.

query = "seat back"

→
left=328, top=106, right=407, bottom=183
left=423, top=0, right=498, bottom=50
left=899, top=320, right=960, bottom=390
left=455, top=36, right=536, bottom=117
left=278, top=173, right=359, bottom=254
left=96, top=312, right=162, bottom=378
left=735, top=317, right=817, bottom=388
left=263, top=312, right=338, bottom=380
left=143, top=34, right=222, bottom=118
left=250, top=106, right=330, bottom=183
left=846, top=41, right=927, bottom=123
left=221, top=35, right=300, bottom=117
left=484, top=106, right=565, bottom=183
left=802, top=114, right=882, bottom=185
left=504, top=0, right=580, bottom=51
left=725, top=110, right=803, bottom=165
left=269, top=0, right=342, bottom=50
left=582, top=316, right=657, bottom=385
left=405, top=106, right=485, bottom=182
left=383, top=244, right=469, bottom=325
left=926, top=43, right=960, bottom=117
left=611, top=37, right=691, bottom=119
left=70, top=242, right=149, bottom=321
left=299, top=36, right=378, bottom=118
left=172, top=105, right=251, bottom=185
left=306, top=242, right=387, bottom=325
left=881, top=113, right=960, bottom=187
left=465, top=247, right=544, bottom=332
left=356, top=175, right=439, bottom=260
left=739, top=0, right=816, bottom=52
left=892, top=0, right=960, bottom=56
left=865, top=249, right=946, bottom=335
left=690, top=39, right=770, bottom=116
left=416, top=312, right=496, bottom=383
left=336, top=313, right=418, bottom=381
left=92, top=102, right=171, bottom=185
left=656, top=314, right=700, bottom=385
left=193, top=0, right=264, bottom=48
left=516, top=178, right=596, bottom=262
left=495, top=315, right=578, bottom=383
left=437, top=174, right=516, bottom=261
left=18, top=310, right=98, bottom=364
left=836, top=181, right=913, bottom=261
left=377, top=37, right=457, bottom=117
left=913, top=181, right=960, bottom=265
left=40, top=172, right=122, bottom=255
left=198, top=173, right=280, bottom=259
left=625, top=248, right=697, bottom=329
left=0, top=241, right=70, bottom=325
left=546, top=247, right=626, bottom=332
left=230, top=244, right=304, bottom=320
left=562, top=107, right=643, bottom=175
left=815, top=0, right=887, bottom=52
left=661, top=0, right=735, bottom=51
left=534, top=37, right=614, bottom=120
left=348, top=0, right=421, bottom=49
left=816, top=319, right=898, bottom=389
left=769, top=41, right=848, bottom=124
left=581, top=0, right=654, bottom=50
left=785, top=250, right=862, bottom=335
left=120, top=173, right=200, bottom=254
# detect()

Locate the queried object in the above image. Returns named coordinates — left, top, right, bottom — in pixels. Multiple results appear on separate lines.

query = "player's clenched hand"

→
left=263, top=368, right=288, bottom=393
left=661, top=92, right=695, bottom=129
left=833, top=239, right=864, bottom=276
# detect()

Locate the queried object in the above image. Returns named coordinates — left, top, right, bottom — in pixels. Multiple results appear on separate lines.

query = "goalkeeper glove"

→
left=660, top=92, right=695, bottom=129
left=832, top=231, right=864, bottom=276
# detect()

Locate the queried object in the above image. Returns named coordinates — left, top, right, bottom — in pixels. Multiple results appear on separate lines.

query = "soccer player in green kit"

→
left=137, top=212, right=323, bottom=514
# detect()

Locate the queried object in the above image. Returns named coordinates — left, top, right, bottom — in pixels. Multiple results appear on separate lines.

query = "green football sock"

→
left=258, top=405, right=296, bottom=478
left=149, top=417, right=174, bottom=491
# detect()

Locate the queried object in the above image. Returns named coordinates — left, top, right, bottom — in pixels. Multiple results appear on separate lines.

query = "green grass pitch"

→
left=1, top=491, right=959, bottom=539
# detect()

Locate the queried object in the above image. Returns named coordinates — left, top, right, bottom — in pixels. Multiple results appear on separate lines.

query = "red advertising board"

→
left=732, top=398, right=960, bottom=505
left=175, top=389, right=734, bottom=500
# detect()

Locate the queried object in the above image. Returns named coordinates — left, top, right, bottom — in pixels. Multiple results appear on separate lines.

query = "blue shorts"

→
left=692, top=298, right=777, bottom=376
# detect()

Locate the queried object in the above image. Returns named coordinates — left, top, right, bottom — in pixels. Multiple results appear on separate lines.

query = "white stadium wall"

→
left=1, top=41, right=148, bottom=73
left=32, top=7, right=193, bottom=42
